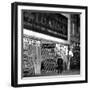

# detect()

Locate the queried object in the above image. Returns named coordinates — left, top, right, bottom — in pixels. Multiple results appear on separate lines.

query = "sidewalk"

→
left=41, top=69, right=80, bottom=76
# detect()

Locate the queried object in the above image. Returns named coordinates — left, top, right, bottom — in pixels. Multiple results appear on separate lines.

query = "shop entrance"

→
left=22, top=35, right=69, bottom=77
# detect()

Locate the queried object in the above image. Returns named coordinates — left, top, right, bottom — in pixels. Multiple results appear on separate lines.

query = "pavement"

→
left=41, top=69, right=80, bottom=76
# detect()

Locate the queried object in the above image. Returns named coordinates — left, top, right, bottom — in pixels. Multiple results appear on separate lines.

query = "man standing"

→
left=57, top=57, right=63, bottom=74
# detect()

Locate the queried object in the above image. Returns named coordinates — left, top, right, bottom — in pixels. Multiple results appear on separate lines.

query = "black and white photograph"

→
left=22, top=11, right=80, bottom=77
left=11, top=2, right=88, bottom=87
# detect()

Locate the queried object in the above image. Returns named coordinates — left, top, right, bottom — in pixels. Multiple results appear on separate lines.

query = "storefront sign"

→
left=23, top=11, right=68, bottom=40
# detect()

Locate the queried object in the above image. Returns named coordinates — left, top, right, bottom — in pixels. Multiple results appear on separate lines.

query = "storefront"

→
left=22, top=35, right=69, bottom=77
left=22, top=11, right=80, bottom=77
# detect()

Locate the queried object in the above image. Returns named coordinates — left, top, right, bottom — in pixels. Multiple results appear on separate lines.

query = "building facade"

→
left=22, top=11, right=80, bottom=77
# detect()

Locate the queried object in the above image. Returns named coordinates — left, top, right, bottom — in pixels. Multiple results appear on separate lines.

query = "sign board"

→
left=23, top=11, right=68, bottom=40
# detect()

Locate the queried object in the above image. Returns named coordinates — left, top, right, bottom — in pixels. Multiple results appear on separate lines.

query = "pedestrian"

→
left=57, top=58, right=63, bottom=74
